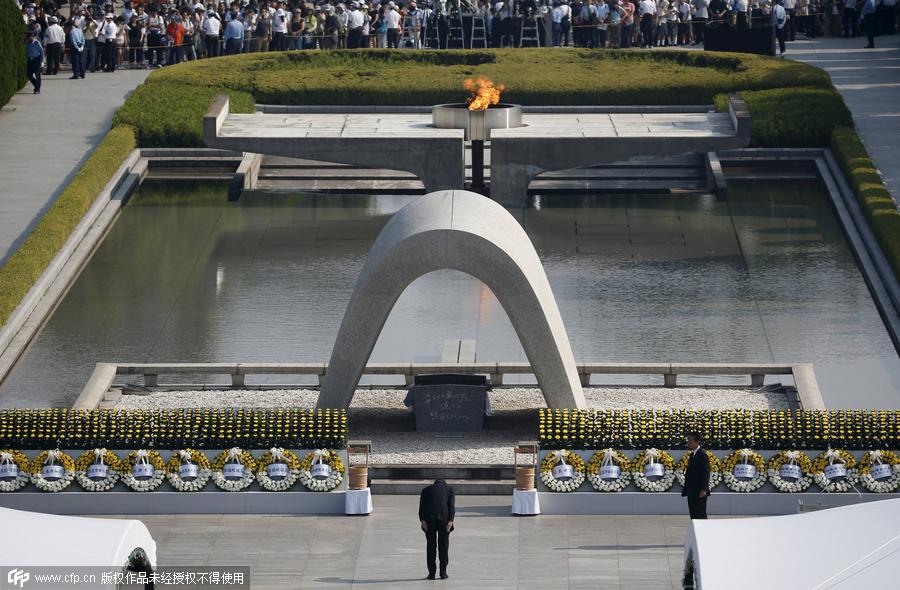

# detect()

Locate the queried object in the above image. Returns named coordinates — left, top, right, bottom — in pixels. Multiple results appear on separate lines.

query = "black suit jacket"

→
left=682, top=448, right=711, bottom=498
left=419, top=482, right=456, bottom=522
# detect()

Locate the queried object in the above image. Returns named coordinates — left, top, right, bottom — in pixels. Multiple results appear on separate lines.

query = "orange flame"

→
left=464, top=77, right=506, bottom=111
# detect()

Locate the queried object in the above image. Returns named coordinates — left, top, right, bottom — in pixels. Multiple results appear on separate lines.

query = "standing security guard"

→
left=682, top=432, right=711, bottom=519
left=418, top=479, right=455, bottom=580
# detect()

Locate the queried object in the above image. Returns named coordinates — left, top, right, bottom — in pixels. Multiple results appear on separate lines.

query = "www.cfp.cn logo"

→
left=6, top=569, right=29, bottom=588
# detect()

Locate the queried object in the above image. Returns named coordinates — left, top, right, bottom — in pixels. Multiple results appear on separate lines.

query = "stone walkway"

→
left=111, top=496, right=690, bottom=590
left=789, top=34, right=900, bottom=200
left=0, top=69, right=149, bottom=266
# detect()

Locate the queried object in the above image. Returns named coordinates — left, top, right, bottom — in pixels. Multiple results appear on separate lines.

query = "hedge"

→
left=0, top=407, right=348, bottom=449
left=539, top=409, right=900, bottom=450
left=831, top=127, right=900, bottom=281
left=0, top=0, right=26, bottom=107
left=114, top=48, right=831, bottom=147
left=0, top=126, right=137, bottom=328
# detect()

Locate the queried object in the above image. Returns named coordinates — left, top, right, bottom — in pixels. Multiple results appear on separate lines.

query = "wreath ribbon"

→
left=785, top=450, right=799, bottom=466
left=46, top=449, right=62, bottom=466
left=178, top=450, right=194, bottom=465
left=646, top=448, right=660, bottom=467
left=225, top=447, right=244, bottom=465
left=601, top=449, right=617, bottom=467
left=94, top=448, right=107, bottom=466
left=135, top=450, right=151, bottom=465
left=870, top=450, right=884, bottom=466
left=740, top=449, right=753, bottom=465
left=313, top=449, right=329, bottom=466
left=551, top=450, right=569, bottom=467
left=270, top=447, right=286, bottom=462
left=0, top=452, right=13, bottom=465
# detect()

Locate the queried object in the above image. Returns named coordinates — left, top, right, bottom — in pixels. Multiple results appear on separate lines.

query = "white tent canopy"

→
left=0, top=508, right=157, bottom=568
left=684, top=498, right=900, bottom=590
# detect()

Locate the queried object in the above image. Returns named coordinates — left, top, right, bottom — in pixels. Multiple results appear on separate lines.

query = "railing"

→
left=74, top=361, right=824, bottom=411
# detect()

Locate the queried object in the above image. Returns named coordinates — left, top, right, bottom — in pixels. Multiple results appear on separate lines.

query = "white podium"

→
left=512, top=488, right=540, bottom=515
left=344, top=488, right=373, bottom=515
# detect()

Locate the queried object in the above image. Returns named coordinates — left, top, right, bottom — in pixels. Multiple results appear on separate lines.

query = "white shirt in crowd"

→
left=693, top=0, right=709, bottom=18
left=638, top=0, right=657, bottom=15
left=735, top=0, right=748, bottom=12
left=552, top=6, right=564, bottom=22
left=348, top=8, right=365, bottom=28
left=772, top=2, right=786, bottom=27
left=272, top=7, right=288, bottom=32
left=783, top=0, right=795, bottom=8
left=44, top=22, right=65, bottom=44
left=203, top=15, right=221, bottom=36
left=384, top=7, right=401, bottom=28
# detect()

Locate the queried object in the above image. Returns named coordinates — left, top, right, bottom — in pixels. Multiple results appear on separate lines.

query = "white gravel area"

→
left=114, top=386, right=788, bottom=411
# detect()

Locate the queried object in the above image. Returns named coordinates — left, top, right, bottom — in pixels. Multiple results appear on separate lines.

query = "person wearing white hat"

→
left=101, top=13, right=117, bottom=72
left=347, top=1, right=365, bottom=47
left=43, top=15, right=65, bottom=75
left=384, top=0, right=400, bottom=47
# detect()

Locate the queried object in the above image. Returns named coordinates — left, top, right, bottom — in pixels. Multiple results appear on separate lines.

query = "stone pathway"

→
left=0, top=69, right=149, bottom=266
left=789, top=34, right=900, bottom=200
left=111, top=495, right=691, bottom=589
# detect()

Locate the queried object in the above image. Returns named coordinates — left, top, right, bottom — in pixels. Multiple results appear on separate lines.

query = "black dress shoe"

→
left=426, top=574, right=435, bottom=580
left=440, top=573, right=449, bottom=579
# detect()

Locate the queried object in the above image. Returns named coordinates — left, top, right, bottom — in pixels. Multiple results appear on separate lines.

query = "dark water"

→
left=1, top=180, right=898, bottom=408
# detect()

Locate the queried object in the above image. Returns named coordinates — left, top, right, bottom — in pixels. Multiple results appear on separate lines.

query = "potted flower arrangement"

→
left=767, top=450, right=813, bottom=493
left=675, top=451, right=722, bottom=490
left=540, top=450, right=586, bottom=492
left=31, top=449, right=76, bottom=492
left=723, top=449, right=767, bottom=492
left=75, top=448, right=123, bottom=492
left=587, top=449, right=630, bottom=492
left=858, top=450, right=899, bottom=493
left=211, top=447, right=257, bottom=492
left=256, top=447, right=302, bottom=492
left=299, top=450, right=345, bottom=492
left=167, top=449, right=212, bottom=492
left=121, top=450, right=167, bottom=492
left=813, top=449, right=858, bottom=493
left=630, top=449, right=675, bottom=492
left=0, top=450, right=31, bottom=492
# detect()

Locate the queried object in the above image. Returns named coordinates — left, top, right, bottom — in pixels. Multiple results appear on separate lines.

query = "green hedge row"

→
left=115, top=48, right=831, bottom=148
left=0, top=0, right=26, bottom=107
left=0, top=126, right=137, bottom=327
left=831, top=127, right=900, bottom=281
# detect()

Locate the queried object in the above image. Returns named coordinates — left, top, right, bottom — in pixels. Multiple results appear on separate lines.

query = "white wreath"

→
left=723, top=450, right=767, bottom=493
left=212, top=448, right=256, bottom=492
left=859, top=452, right=900, bottom=493
left=0, top=452, right=31, bottom=493
left=813, top=450, right=859, bottom=493
left=76, top=449, right=120, bottom=492
left=121, top=450, right=167, bottom=492
left=299, top=450, right=344, bottom=492
left=256, top=448, right=300, bottom=492
left=33, top=450, right=75, bottom=493
left=167, top=450, right=212, bottom=492
left=587, top=450, right=630, bottom=492
left=630, top=449, right=675, bottom=493
left=540, top=450, right=585, bottom=493
left=767, top=451, right=813, bottom=493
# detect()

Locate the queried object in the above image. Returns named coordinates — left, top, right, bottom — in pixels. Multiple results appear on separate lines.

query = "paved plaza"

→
left=113, top=496, right=690, bottom=590
left=0, top=69, right=149, bottom=265
left=790, top=35, right=900, bottom=199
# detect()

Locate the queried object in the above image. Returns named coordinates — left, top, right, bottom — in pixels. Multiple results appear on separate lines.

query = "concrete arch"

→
left=318, top=190, right=586, bottom=410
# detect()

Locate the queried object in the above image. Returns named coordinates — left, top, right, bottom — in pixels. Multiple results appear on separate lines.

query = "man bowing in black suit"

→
left=419, top=479, right=455, bottom=580
left=682, top=432, right=711, bottom=519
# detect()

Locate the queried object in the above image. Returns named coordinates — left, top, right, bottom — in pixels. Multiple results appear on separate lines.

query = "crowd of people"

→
left=16, top=0, right=899, bottom=94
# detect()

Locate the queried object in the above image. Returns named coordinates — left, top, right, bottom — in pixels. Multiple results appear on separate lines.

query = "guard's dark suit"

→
left=681, top=448, right=711, bottom=519
left=419, top=480, right=455, bottom=578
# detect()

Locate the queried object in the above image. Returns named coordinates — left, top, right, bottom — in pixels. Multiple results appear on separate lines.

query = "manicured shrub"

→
left=715, top=86, right=852, bottom=147
left=0, top=0, right=26, bottom=107
left=0, top=126, right=137, bottom=326
left=831, top=127, right=900, bottom=281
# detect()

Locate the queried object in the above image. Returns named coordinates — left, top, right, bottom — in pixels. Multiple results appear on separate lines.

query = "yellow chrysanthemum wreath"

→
left=858, top=450, right=899, bottom=493
left=630, top=449, right=676, bottom=492
left=722, top=449, right=767, bottom=492
left=122, top=450, right=167, bottom=492
left=675, top=451, right=722, bottom=490
left=74, top=449, right=124, bottom=492
left=211, top=448, right=258, bottom=492
left=31, top=449, right=76, bottom=492
left=0, top=449, right=31, bottom=492
left=256, top=447, right=302, bottom=492
left=540, top=450, right=586, bottom=492
left=767, top=450, right=813, bottom=493
left=167, top=449, right=212, bottom=492
left=812, top=449, right=858, bottom=493
left=587, top=449, right=630, bottom=492
left=299, top=450, right=345, bottom=492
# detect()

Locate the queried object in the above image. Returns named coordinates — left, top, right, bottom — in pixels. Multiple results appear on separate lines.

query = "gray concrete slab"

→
left=789, top=36, right=900, bottom=201
left=0, top=69, right=149, bottom=266
left=105, top=496, right=688, bottom=589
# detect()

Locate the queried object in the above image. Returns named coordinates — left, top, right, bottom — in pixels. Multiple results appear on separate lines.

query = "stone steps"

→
left=367, top=464, right=518, bottom=495
left=369, top=479, right=515, bottom=495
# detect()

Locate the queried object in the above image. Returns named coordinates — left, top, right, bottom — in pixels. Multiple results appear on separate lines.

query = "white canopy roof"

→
left=0, top=508, right=157, bottom=568
left=685, top=498, right=900, bottom=590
